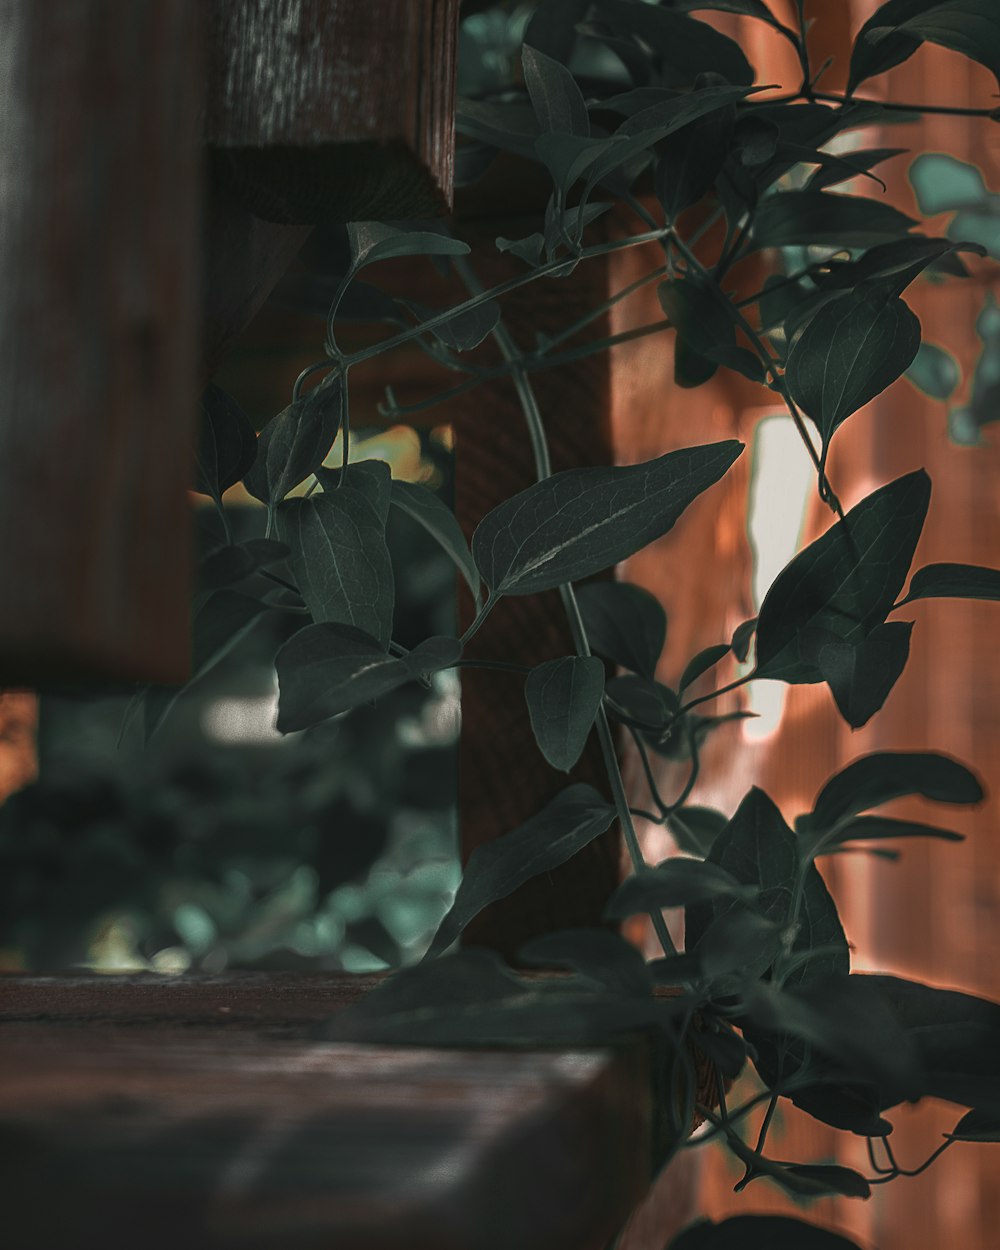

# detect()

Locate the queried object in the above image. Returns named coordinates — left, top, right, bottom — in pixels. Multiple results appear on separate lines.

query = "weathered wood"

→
left=0, top=975, right=652, bottom=1250
left=0, top=1, right=203, bottom=684
left=205, top=0, right=459, bottom=223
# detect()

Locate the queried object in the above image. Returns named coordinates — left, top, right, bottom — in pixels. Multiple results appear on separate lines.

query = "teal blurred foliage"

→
left=0, top=464, right=460, bottom=974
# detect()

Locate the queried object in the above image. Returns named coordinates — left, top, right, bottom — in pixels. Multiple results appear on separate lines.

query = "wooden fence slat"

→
left=0, top=1, right=203, bottom=684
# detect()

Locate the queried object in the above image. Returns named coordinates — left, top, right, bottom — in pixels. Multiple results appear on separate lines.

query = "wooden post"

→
left=0, top=1, right=203, bottom=684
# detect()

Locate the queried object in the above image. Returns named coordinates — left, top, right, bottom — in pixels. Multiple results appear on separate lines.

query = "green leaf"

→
left=594, top=1, right=754, bottom=86
left=275, top=625, right=460, bottom=733
left=675, top=0, right=788, bottom=29
left=907, top=342, right=961, bottom=399
left=813, top=814, right=965, bottom=851
left=605, top=674, right=678, bottom=730
left=346, top=222, right=470, bottom=271
left=749, top=190, right=916, bottom=250
left=730, top=617, right=757, bottom=662
left=659, top=274, right=735, bottom=389
left=680, top=643, right=730, bottom=693
left=900, top=561, right=1000, bottom=604
left=695, top=908, right=784, bottom=980
left=803, top=750, right=983, bottom=833
left=805, top=146, right=905, bottom=192
left=424, top=785, right=616, bottom=960
left=243, top=379, right=343, bottom=507
left=812, top=237, right=977, bottom=297
left=910, top=152, right=989, bottom=214
left=654, top=107, right=735, bottom=221
left=864, top=974, right=1000, bottom=1109
left=194, top=384, right=257, bottom=500
left=948, top=1107, right=1000, bottom=1141
left=413, top=299, right=501, bottom=352
left=754, top=472, right=930, bottom=682
left=523, top=44, right=589, bottom=136
left=524, top=656, right=605, bottom=772
left=279, top=491, right=394, bottom=647
left=576, top=581, right=666, bottom=679
left=760, top=1164, right=871, bottom=1201
left=145, top=591, right=272, bottom=739
left=198, top=544, right=258, bottom=590
left=517, top=928, right=654, bottom=995
left=785, top=284, right=920, bottom=452
left=390, top=480, right=481, bottom=608
left=473, top=441, right=743, bottom=597
left=604, top=860, right=757, bottom=918
left=816, top=620, right=913, bottom=728
left=850, top=0, right=1000, bottom=94
left=670, top=1214, right=867, bottom=1249
left=666, top=806, right=730, bottom=857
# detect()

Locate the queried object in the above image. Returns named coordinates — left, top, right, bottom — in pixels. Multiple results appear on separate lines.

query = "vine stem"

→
left=453, top=254, right=678, bottom=958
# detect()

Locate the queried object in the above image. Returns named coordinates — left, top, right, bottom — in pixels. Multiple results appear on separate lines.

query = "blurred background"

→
left=2, top=3, right=1000, bottom=1249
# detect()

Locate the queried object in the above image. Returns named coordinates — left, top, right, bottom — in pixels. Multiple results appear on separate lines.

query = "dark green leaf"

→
left=948, top=1107, right=1000, bottom=1141
left=605, top=674, right=678, bottom=729
left=198, top=544, right=258, bottom=590
left=473, top=441, right=743, bottom=596
left=279, top=490, right=394, bottom=647
left=763, top=1164, right=871, bottom=1200
left=910, top=152, right=989, bottom=214
left=695, top=907, right=783, bottom=980
left=785, top=285, right=920, bottom=451
left=666, top=806, right=730, bottom=857
left=680, top=643, right=730, bottom=693
left=907, top=342, right=961, bottom=399
left=805, top=146, right=905, bottom=192
left=194, top=384, right=257, bottom=499
left=754, top=472, right=930, bottom=682
left=424, top=785, right=616, bottom=960
left=346, top=222, right=470, bottom=271
left=655, top=107, right=735, bottom=220
left=517, top=928, right=654, bottom=995
left=670, top=1214, right=866, bottom=1249
left=275, top=624, right=460, bottom=733
left=325, top=948, right=681, bottom=1047
left=601, top=83, right=754, bottom=128
left=243, top=379, right=343, bottom=506
left=576, top=581, right=666, bottom=679
left=749, top=190, right=916, bottom=250
left=604, top=860, right=756, bottom=918
left=730, top=617, right=757, bottom=662
left=817, top=620, right=913, bottom=728
left=850, top=0, right=1000, bottom=94
left=390, top=480, right=481, bottom=608
left=524, top=656, right=605, bottom=772
left=145, top=591, right=271, bottom=739
left=865, top=973, right=1000, bottom=1109
left=594, top=1, right=754, bottom=86
left=659, top=274, right=733, bottom=389
left=675, top=0, right=788, bottom=27
left=811, top=237, right=978, bottom=297
left=524, top=0, right=590, bottom=64
left=523, top=44, right=589, bottom=136
left=427, top=299, right=501, bottom=351
left=814, top=814, right=965, bottom=850
left=901, top=561, right=1000, bottom=604
left=804, top=750, right=983, bottom=833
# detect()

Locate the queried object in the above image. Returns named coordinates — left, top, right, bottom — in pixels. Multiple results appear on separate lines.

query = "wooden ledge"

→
left=0, top=974, right=653, bottom=1250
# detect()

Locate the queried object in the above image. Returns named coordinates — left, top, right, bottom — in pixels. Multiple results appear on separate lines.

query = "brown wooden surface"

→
left=0, top=1, right=203, bottom=685
left=0, top=974, right=653, bottom=1250
left=205, top=0, right=459, bottom=223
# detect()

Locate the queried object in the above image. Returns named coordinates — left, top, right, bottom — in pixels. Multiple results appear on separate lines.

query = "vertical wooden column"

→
left=0, top=1, right=203, bottom=684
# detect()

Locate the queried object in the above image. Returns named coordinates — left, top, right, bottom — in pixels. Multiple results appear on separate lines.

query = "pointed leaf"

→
left=666, top=806, right=729, bottom=857
left=594, top=1, right=754, bottom=85
left=815, top=814, right=965, bottom=850
left=390, top=479, right=481, bottom=607
left=754, top=472, right=930, bottom=682
left=654, top=107, right=735, bottom=220
left=424, top=785, right=616, bottom=960
left=604, top=859, right=756, bottom=918
left=850, top=0, right=1000, bottom=94
left=805, top=146, right=905, bottom=192
left=243, top=379, right=343, bottom=506
left=279, top=490, right=394, bottom=647
left=474, top=442, right=742, bottom=597
left=680, top=643, right=731, bottom=693
left=517, top=928, right=653, bottom=995
left=817, top=620, right=913, bottom=728
left=805, top=750, right=983, bottom=833
left=523, top=44, right=589, bottom=136
left=785, top=284, right=920, bottom=451
left=949, top=1107, right=1000, bottom=1141
left=901, top=561, right=1000, bottom=604
left=604, top=674, right=678, bottom=730
left=749, top=190, right=916, bottom=250
left=730, top=617, right=757, bottom=662
left=524, top=656, right=605, bottom=772
left=346, top=222, right=470, bottom=271
left=194, top=384, right=257, bottom=499
left=576, top=581, right=666, bottom=679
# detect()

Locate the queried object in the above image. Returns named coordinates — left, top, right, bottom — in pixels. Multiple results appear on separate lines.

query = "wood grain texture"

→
left=205, top=0, right=459, bottom=222
left=0, top=974, right=652, bottom=1250
left=0, top=1, right=203, bottom=684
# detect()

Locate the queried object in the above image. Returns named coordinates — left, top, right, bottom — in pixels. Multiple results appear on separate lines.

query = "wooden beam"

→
left=0, top=1, right=203, bottom=684
left=0, top=974, right=652, bottom=1250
